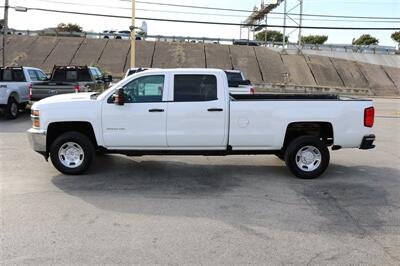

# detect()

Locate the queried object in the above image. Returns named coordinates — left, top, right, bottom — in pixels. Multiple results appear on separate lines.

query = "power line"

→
left=118, top=0, right=400, bottom=20
left=10, top=6, right=400, bottom=30
left=18, top=0, right=400, bottom=23
left=23, top=0, right=400, bottom=20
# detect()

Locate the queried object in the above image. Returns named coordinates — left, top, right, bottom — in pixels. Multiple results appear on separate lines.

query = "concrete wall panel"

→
left=97, top=39, right=130, bottom=76
left=152, top=42, right=205, bottom=68
left=70, top=38, right=108, bottom=66
left=254, top=47, right=287, bottom=84
left=281, top=55, right=317, bottom=86
left=330, top=58, right=369, bottom=89
left=383, top=66, right=400, bottom=94
left=229, top=45, right=263, bottom=84
left=42, top=37, right=84, bottom=71
left=18, top=36, right=59, bottom=71
left=358, top=63, right=398, bottom=96
left=205, top=44, right=231, bottom=69
left=124, top=41, right=155, bottom=71
left=4, top=36, right=37, bottom=67
left=305, top=55, right=345, bottom=87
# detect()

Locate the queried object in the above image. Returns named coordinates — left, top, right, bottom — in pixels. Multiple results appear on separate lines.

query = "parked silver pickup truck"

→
left=0, top=66, right=47, bottom=119
left=31, top=66, right=112, bottom=101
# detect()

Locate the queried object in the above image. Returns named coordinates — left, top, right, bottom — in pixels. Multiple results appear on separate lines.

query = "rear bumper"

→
left=27, top=128, right=47, bottom=153
left=359, top=134, right=375, bottom=150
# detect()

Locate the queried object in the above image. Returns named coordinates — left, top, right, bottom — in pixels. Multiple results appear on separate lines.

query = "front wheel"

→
left=50, top=132, right=95, bottom=175
left=284, top=136, right=330, bottom=179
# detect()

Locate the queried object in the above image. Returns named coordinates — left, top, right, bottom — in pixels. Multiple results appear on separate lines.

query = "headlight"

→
left=31, top=110, right=40, bottom=128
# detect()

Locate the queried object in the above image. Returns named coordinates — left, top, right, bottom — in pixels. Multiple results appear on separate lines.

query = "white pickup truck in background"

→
left=225, top=70, right=255, bottom=95
left=28, top=68, right=375, bottom=179
left=0, top=67, right=48, bottom=119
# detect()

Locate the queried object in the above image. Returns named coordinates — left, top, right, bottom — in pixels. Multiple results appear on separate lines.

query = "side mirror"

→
left=113, top=88, right=125, bottom=106
left=103, top=75, right=113, bottom=83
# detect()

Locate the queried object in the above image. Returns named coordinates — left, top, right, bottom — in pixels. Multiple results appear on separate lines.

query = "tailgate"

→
left=31, top=83, right=76, bottom=101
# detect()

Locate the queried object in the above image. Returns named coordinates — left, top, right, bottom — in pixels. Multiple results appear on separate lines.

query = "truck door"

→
left=166, top=74, right=227, bottom=148
left=102, top=74, right=168, bottom=148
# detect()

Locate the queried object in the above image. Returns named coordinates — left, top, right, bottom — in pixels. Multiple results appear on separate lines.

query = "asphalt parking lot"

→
left=1, top=98, right=399, bottom=265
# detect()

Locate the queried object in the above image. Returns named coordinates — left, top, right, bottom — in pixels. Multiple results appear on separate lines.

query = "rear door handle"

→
left=208, top=108, right=223, bottom=112
left=148, top=109, right=165, bottom=113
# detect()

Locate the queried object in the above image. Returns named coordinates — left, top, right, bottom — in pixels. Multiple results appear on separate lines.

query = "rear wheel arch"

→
left=47, top=121, right=98, bottom=152
left=9, top=92, right=20, bottom=103
left=282, top=122, right=334, bottom=150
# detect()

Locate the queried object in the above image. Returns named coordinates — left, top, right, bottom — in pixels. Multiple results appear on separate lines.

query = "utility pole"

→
left=297, top=0, right=303, bottom=50
left=130, top=0, right=136, bottom=68
left=282, top=0, right=287, bottom=48
left=2, top=0, right=9, bottom=66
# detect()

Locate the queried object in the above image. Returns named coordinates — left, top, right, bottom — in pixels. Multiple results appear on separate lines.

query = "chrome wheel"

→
left=295, top=145, right=322, bottom=172
left=58, top=142, right=85, bottom=168
left=10, top=102, right=18, bottom=117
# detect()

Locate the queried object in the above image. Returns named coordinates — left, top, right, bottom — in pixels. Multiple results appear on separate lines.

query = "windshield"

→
left=225, top=72, right=244, bottom=82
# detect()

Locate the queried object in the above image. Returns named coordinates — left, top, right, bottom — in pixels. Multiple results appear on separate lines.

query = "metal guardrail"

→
left=2, top=29, right=398, bottom=55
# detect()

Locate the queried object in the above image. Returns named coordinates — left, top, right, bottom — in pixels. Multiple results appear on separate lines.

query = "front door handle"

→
left=208, top=108, right=223, bottom=112
left=148, top=109, right=165, bottom=113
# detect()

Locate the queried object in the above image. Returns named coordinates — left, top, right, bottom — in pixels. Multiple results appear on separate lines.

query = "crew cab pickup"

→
left=0, top=66, right=47, bottom=119
left=31, top=66, right=112, bottom=101
left=27, top=69, right=375, bottom=179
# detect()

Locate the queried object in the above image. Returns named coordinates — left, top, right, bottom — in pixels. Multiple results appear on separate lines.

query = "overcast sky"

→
left=2, top=0, right=400, bottom=46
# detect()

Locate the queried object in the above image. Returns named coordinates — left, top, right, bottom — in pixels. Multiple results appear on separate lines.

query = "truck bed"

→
left=231, top=94, right=351, bottom=101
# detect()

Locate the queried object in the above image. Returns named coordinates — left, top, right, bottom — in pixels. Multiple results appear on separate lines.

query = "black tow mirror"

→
left=113, top=88, right=125, bottom=105
left=103, top=75, right=113, bottom=83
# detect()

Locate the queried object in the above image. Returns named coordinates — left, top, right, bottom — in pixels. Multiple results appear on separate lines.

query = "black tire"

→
left=5, top=97, right=19, bottom=119
left=50, top=132, right=95, bottom=175
left=284, top=136, right=330, bottom=179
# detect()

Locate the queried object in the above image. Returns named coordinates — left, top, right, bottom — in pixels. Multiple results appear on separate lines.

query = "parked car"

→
left=225, top=70, right=255, bottom=94
left=31, top=66, right=112, bottom=101
left=0, top=66, right=47, bottom=119
left=233, top=39, right=260, bottom=46
left=28, top=68, right=375, bottom=179
left=115, top=30, right=130, bottom=40
left=102, top=30, right=116, bottom=39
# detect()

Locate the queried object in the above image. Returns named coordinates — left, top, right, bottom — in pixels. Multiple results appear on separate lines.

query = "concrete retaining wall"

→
left=2, top=36, right=399, bottom=96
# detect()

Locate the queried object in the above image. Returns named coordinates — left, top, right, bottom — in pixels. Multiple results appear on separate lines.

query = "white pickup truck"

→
left=28, top=69, right=375, bottom=179
left=0, top=67, right=47, bottom=119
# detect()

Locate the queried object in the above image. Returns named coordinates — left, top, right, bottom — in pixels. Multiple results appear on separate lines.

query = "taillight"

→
left=28, top=83, right=32, bottom=100
left=74, top=85, right=81, bottom=93
left=250, top=88, right=255, bottom=94
left=364, top=107, right=374, bottom=127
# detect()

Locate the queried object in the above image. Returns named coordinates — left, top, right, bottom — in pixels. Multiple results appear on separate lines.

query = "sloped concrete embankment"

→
left=3, top=36, right=399, bottom=96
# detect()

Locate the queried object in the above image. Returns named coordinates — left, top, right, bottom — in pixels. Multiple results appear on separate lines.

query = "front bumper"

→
left=27, top=128, right=47, bottom=152
left=359, top=134, right=376, bottom=150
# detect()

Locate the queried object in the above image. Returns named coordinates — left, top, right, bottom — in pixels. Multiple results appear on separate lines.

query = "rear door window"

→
left=0, top=69, right=26, bottom=82
left=174, top=75, right=217, bottom=102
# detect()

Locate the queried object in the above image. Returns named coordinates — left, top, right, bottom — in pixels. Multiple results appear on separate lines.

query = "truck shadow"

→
left=51, top=154, right=400, bottom=236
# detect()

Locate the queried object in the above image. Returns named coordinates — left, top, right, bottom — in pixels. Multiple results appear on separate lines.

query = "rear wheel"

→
left=50, top=132, right=95, bottom=175
left=284, top=136, right=330, bottom=179
left=5, top=97, right=19, bottom=119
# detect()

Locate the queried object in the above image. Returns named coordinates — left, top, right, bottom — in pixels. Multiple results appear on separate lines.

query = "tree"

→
left=56, top=23, right=83, bottom=33
left=352, top=34, right=379, bottom=45
left=301, top=35, right=328, bottom=45
left=255, top=30, right=288, bottom=43
left=391, top=31, right=400, bottom=48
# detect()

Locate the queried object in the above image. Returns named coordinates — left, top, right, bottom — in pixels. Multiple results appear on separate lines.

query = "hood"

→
left=32, top=92, right=97, bottom=109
